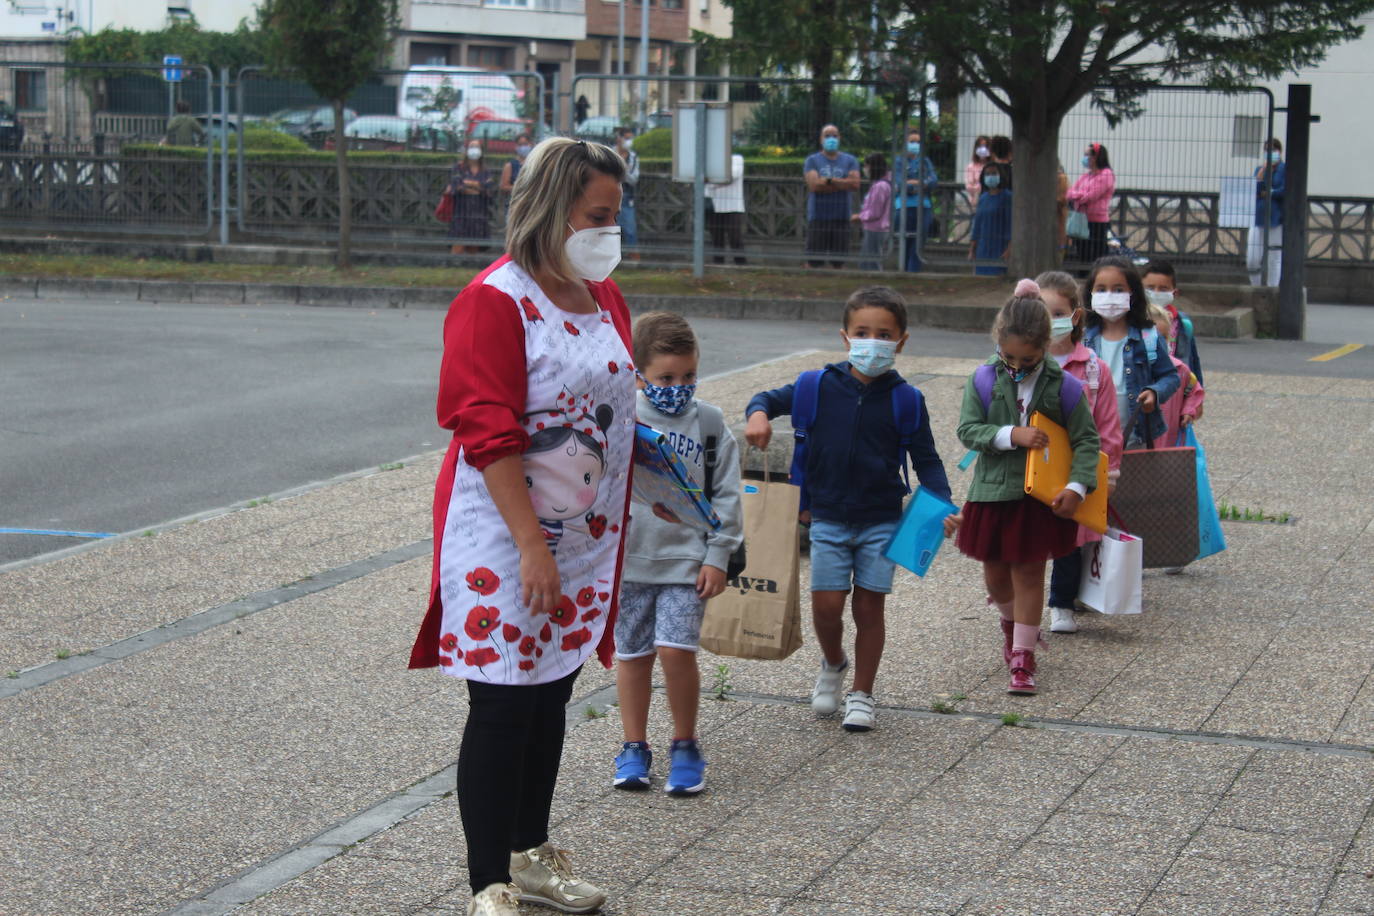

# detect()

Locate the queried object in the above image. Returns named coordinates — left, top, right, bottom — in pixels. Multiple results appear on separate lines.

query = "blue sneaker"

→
left=665, top=739, right=706, bottom=796
left=613, top=741, right=652, bottom=790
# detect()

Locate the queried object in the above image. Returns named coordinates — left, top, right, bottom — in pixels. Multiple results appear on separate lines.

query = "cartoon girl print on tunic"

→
left=523, top=391, right=615, bottom=555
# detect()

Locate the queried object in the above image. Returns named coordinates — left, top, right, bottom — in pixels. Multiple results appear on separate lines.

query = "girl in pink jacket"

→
left=1037, top=271, right=1123, bottom=635
left=1066, top=143, right=1116, bottom=264
left=1149, top=304, right=1206, bottom=444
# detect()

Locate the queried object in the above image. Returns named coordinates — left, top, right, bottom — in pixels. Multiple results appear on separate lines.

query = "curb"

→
left=2, top=276, right=1259, bottom=338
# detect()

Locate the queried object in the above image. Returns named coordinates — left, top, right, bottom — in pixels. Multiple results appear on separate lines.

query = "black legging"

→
left=1074, top=221, right=1109, bottom=263
left=458, top=666, right=580, bottom=893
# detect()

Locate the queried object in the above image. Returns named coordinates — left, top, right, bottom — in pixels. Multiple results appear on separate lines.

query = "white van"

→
left=398, top=67, right=521, bottom=126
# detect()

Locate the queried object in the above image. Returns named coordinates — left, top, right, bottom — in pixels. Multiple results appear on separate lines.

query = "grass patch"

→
left=711, top=663, right=733, bottom=701
left=379, top=462, right=405, bottom=471
left=930, top=692, right=967, bottom=714
left=1000, top=713, right=1026, bottom=727
left=1217, top=501, right=1292, bottom=524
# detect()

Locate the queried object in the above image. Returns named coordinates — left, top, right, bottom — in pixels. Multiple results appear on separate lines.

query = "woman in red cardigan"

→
left=410, top=137, right=633, bottom=916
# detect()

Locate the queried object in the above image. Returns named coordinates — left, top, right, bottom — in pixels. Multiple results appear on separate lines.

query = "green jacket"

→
left=957, top=356, right=1101, bottom=503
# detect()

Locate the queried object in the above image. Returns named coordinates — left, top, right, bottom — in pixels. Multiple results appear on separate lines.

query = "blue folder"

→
left=883, top=486, right=959, bottom=577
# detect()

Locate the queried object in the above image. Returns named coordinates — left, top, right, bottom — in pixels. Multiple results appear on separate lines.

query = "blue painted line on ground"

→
left=0, top=527, right=116, bottom=538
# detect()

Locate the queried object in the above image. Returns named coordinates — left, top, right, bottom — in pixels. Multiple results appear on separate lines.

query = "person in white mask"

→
left=409, top=137, right=635, bottom=916
left=447, top=138, right=496, bottom=255
left=1080, top=256, right=1180, bottom=448
left=965, top=134, right=992, bottom=205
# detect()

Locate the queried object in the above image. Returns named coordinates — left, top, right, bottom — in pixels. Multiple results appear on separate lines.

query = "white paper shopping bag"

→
left=1078, top=528, right=1143, bottom=615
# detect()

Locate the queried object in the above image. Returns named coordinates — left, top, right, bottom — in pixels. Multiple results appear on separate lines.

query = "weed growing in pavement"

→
left=1001, top=713, right=1026, bottom=727
left=6, top=670, right=18, bottom=679
left=245, top=497, right=274, bottom=508
left=711, top=663, right=733, bottom=701
left=584, top=705, right=605, bottom=720
left=380, top=462, right=405, bottom=471
left=142, top=530, right=155, bottom=537
left=1217, top=501, right=1293, bottom=524
left=930, top=692, right=967, bottom=714
left=55, top=649, right=71, bottom=660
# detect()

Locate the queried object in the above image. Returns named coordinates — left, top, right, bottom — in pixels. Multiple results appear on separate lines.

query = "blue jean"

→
left=809, top=518, right=900, bottom=594
left=618, top=202, right=637, bottom=246
left=1048, top=545, right=1083, bottom=609
left=900, top=206, right=933, bottom=272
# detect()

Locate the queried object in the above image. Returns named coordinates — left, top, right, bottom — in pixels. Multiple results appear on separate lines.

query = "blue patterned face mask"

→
left=847, top=337, right=898, bottom=377
left=639, top=376, right=697, bottom=415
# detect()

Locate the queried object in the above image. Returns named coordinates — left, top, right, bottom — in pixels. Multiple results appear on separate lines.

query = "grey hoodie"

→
left=624, top=394, right=744, bottom=585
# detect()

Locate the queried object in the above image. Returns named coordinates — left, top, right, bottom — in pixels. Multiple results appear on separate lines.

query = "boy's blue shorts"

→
left=809, top=518, right=899, bottom=594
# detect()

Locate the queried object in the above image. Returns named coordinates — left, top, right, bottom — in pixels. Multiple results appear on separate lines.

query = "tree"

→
left=895, top=0, right=1374, bottom=276
left=697, top=0, right=889, bottom=140
left=256, top=0, right=399, bottom=268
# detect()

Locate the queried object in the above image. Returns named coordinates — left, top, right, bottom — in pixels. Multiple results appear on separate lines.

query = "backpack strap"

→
left=890, top=383, right=922, bottom=494
left=1058, top=371, right=1084, bottom=421
left=973, top=362, right=997, bottom=414
left=699, top=404, right=724, bottom=499
left=788, top=370, right=824, bottom=508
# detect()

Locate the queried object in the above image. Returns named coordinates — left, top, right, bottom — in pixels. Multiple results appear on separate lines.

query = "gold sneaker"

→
left=468, top=882, right=520, bottom=916
left=510, top=842, right=606, bottom=913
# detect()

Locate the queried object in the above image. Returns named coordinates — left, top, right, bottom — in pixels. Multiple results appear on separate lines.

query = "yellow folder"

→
left=1023, top=411, right=1109, bottom=535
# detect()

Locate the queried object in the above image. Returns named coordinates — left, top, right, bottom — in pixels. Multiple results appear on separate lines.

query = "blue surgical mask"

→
left=1081, top=154, right=1092, bottom=168
left=515, top=143, right=532, bottom=158
left=1050, top=316, right=1075, bottom=341
left=639, top=377, right=696, bottom=415
left=907, top=141, right=921, bottom=155
left=984, top=174, right=1001, bottom=189
left=822, top=136, right=839, bottom=152
left=847, top=337, right=898, bottom=377
left=1268, top=151, right=1281, bottom=163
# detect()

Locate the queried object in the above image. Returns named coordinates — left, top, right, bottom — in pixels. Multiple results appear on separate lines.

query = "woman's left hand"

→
left=1051, top=488, right=1083, bottom=519
left=1137, top=389, right=1157, bottom=413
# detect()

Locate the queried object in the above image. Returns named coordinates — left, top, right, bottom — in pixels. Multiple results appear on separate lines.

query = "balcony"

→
left=409, top=0, right=588, bottom=41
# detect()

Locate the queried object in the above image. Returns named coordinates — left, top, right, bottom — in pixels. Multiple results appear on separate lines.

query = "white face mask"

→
left=1091, top=291, right=1132, bottom=320
left=1050, top=316, right=1076, bottom=341
left=565, top=224, right=621, bottom=282
left=623, top=137, right=633, bottom=151
left=975, top=145, right=990, bottom=159
left=466, top=146, right=482, bottom=160
left=1145, top=289, right=1174, bottom=308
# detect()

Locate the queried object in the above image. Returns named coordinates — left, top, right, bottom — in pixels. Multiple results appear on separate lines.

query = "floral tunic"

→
left=409, top=256, right=636, bottom=684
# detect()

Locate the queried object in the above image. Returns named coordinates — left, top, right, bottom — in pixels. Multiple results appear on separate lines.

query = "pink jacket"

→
left=857, top=178, right=892, bottom=231
left=1060, top=343, right=1123, bottom=546
left=1066, top=167, right=1116, bottom=222
left=964, top=161, right=984, bottom=203
left=1158, top=355, right=1205, bottom=446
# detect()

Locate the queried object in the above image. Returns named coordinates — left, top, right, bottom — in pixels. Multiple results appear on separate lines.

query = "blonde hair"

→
left=1146, top=303, right=1171, bottom=325
left=505, top=137, right=626, bottom=285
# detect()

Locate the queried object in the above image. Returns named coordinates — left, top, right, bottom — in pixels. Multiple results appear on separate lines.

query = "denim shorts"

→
left=614, top=582, right=704, bottom=658
left=808, top=518, right=900, bottom=594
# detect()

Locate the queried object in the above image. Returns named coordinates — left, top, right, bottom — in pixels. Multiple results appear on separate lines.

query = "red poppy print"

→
left=536, top=646, right=544, bottom=657
left=581, top=608, right=601, bottom=623
left=502, top=623, right=521, bottom=643
left=465, top=567, right=500, bottom=596
left=519, top=659, right=535, bottom=671
left=439, top=632, right=459, bottom=653
left=607, top=361, right=619, bottom=374
left=598, top=592, right=610, bottom=603
left=585, top=513, right=608, bottom=539
left=438, top=655, right=453, bottom=667
left=563, top=321, right=581, bottom=336
left=548, top=596, right=578, bottom=627
left=560, top=627, right=593, bottom=652
left=539, top=622, right=552, bottom=642
left=576, top=586, right=596, bottom=607
left=519, top=635, right=536, bottom=656
left=519, top=296, right=543, bottom=322
left=464, top=606, right=501, bottom=641
left=464, top=647, right=500, bottom=667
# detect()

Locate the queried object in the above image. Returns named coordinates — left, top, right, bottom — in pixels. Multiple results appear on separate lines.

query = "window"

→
left=468, top=45, right=512, bottom=70
left=1231, top=114, right=1263, bottom=158
left=410, top=43, right=453, bottom=66
left=663, top=0, right=683, bottom=8
left=14, top=69, right=45, bottom=110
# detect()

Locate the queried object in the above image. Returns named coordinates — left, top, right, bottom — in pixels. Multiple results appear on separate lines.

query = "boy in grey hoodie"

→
left=613, top=312, right=744, bottom=796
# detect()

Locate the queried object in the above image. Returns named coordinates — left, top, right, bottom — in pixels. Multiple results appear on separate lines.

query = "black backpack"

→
left=700, top=406, right=747, bottom=580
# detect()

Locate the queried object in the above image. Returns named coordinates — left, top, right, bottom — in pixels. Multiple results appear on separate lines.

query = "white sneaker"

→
left=811, top=657, right=848, bottom=716
left=842, top=690, right=875, bottom=731
left=1049, top=606, right=1078, bottom=634
left=468, top=882, right=519, bottom=916
left=510, top=843, right=606, bottom=914
left=1164, top=566, right=1185, bottom=575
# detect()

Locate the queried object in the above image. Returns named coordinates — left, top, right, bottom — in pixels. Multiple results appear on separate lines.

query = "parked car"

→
left=268, top=106, right=357, bottom=145
left=464, top=117, right=537, bottom=155
left=326, top=115, right=462, bottom=152
left=0, top=101, right=23, bottom=151
left=574, top=116, right=620, bottom=144
left=646, top=109, right=673, bottom=130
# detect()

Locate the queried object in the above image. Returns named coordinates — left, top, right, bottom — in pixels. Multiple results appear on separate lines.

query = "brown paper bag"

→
left=700, top=475, right=803, bottom=661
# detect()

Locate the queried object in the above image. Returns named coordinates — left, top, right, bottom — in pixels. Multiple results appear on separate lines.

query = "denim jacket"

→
left=1083, top=324, right=1181, bottom=444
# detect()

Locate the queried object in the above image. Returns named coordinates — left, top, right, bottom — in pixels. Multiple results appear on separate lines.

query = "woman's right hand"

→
left=745, top=411, right=772, bottom=449
left=520, top=543, right=562, bottom=617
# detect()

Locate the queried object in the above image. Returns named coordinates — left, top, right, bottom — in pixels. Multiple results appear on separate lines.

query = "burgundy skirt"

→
left=956, top=496, right=1078, bottom=564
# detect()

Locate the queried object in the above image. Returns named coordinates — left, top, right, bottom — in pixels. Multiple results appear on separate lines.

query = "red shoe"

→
left=1000, top=618, right=1015, bottom=668
left=1008, top=649, right=1038, bottom=695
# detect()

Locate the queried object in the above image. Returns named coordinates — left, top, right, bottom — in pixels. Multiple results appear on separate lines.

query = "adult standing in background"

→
left=615, top=127, right=639, bottom=253
left=410, top=137, right=634, bottom=916
left=574, top=94, right=590, bottom=125
left=1247, top=138, right=1285, bottom=286
left=1067, top=142, right=1115, bottom=263
left=499, top=132, right=533, bottom=192
left=965, top=135, right=991, bottom=205
left=803, top=124, right=860, bottom=268
left=989, top=135, right=1013, bottom=190
left=969, top=161, right=1012, bottom=276
left=894, top=128, right=939, bottom=272
left=449, top=138, right=496, bottom=255
left=162, top=99, right=204, bottom=147
left=706, top=152, right=747, bottom=264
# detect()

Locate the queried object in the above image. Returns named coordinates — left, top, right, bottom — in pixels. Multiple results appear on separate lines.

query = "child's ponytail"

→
left=991, top=278, right=1052, bottom=350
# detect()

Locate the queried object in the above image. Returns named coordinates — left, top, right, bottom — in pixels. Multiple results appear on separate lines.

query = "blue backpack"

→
left=788, top=369, right=923, bottom=511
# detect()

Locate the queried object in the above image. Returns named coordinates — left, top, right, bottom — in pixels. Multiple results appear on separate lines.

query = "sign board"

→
left=671, top=102, right=732, bottom=184
left=162, top=55, right=184, bottom=83
left=1218, top=176, right=1256, bottom=228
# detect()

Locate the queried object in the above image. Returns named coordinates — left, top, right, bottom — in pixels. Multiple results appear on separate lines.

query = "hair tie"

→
left=1013, top=278, right=1040, bottom=298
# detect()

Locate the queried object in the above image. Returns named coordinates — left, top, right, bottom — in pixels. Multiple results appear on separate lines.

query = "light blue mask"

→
left=847, top=338, right=898, bottom=377
left=1268, top=151, right=1281, bottom=163
left=639, top=377, right=696, bottom=415
left=1081, top=154, right=1092, bottom=168
left=822, top=136, right=839, bottom=152
left=984, top=174, right=1001, bottom=189
left=907, top=141, right=921, bottom=155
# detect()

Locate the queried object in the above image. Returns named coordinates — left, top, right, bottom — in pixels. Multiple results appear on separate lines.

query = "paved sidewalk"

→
left=3, top=352, right=1372, bottom=916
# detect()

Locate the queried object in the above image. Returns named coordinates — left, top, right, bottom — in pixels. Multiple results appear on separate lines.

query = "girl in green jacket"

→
left=944, top=279, right=1101, bottom=695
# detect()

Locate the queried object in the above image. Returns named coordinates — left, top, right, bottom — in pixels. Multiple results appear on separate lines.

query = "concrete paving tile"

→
left=993, top=845, right=1172, bottom=897
left=656, top=844, right=834, bottom=896
left=240, top=853, right=462, bottom=915
left=958, top=877, right=1149, bottom=915
left=1209, top=794, right=1369, bottom=838
left=801, top=860, right=980, bottom=911
left=1136, top=892, right=1296, bottom=916
left=778, top=901, right=955, bottom=916
left=601, top=881, right=792, bottom=916
left=1152, top=858, right=1330, bottom=911
left=1057, top=787, right=1217, bottom=832
left=975, top=725, right=1126, bottom=761
left=1321, top=871, right=1374, bottom=914
left=1032, top=810, right=1194, bottom=857
left=1181, top=824, right=1352, bottom=870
